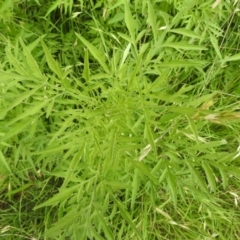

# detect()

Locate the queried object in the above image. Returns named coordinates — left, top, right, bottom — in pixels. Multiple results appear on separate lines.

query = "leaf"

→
left=0, top=70, right=29, bottom=82
left=105, top=181, right=130, bottom=189
left=169, top=106, right=197, bottom=115
left=7, top=182, right=33, bottom=197
left=5, top=48, right=28, bottom=76
left=59, top=145, right=85, bottom=190
left=48, top=115, right=75, bottom=145
left=45, top=210, right=80, bottom=237
left=41, top=39, right=63, bottom=79
left=187, top=116, right=198, bottom=142
left=169, top=28, right=202, bottom=39
left=6, top=101, right=48, bottom=126
left=108, top=12, right=124, bottom=24
left=94, top=207, right=115, bottom=240
left=188, top=92, right=218, bottom=108
left=88, top=225, right=105, bottom=240
left=119, top=43, right=131, bottom=69
left=33, top=184, right=80, bottom=210
left=124, top=0, right=135, bottom=40
left=19, top=38, right=43, bottom=79
left=75, top=33, right=109, bottom=73
left=219, top=168, right=228, bottom=189
left=1, top=119, right=32, bottom=142
left=131, top=169, right=139, bottom=209
left=144, top=120, right=157, bottom=156
left=110, top=192, right=143, bottom=240
left=83, top=48, right=90, bottom=85
left=209, top=33, right=222, bottom=59
left=221, top=53, right=240, bottom=62
left=5, top=86, right=42, bottom=112
left=130, top=159, right=158, bottom=184
left=212, top=0, right=222, bottom=9
left=117, top=32, right=133, bottom=43
left=187, top=161, right=208, bottom=193
left=166, top=168, right=177, bottom=207
left=159, top=42, right=207, bottom=51
left=159, top=60, right=208, bottom=67
left=147, top=0, right=157, bottom=42
left=46, top=99, right=55, bottom=118
left=147, top=70, right=169, bottom=92
left=45, top=0, right=61, bottom=17
left=170, top=1, right=197, bottom=28
left=0, top=150, right=11, bottom=174
left=202, top=161, right=216, bottom=192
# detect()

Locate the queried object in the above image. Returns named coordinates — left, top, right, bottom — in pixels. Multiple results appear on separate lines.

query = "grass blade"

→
left=0, top=150, right=11, bottom=174
left=110, top=192, right=143, bottom=240
left=124, top=0, right=135, bottom=41
left=75, top=33, right=109, bottom=73
left=221, top=53, right=240, bottom=62
left=147, top=0, right=158, bottom=42
left=41, top=39, right=64, bottom=79
left=33, top=184, right=80, bottom=210
left=202, top=161, right=216, bottom=192
left=169, top=28, right=203, bottom=39
left=19, top=38, right=43, bottom=79
left=159, top=42, right=208, bottom=51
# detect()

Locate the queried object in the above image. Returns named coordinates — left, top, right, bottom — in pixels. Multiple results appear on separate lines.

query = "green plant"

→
left=1, top=0, right=240, bottom=239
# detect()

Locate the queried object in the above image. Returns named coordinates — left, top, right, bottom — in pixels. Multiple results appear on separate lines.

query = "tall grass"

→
left=1, top=0, right=240, bottom=239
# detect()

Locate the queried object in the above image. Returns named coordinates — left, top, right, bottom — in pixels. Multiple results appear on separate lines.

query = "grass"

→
left=0, top=0, right=240, bottom=239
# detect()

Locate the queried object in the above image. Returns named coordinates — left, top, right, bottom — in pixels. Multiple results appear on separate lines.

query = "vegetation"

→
left=1, top=0, right=240, bottom=239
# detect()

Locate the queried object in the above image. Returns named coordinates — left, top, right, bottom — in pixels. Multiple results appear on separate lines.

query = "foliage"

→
left=1, top=0, right=240, bottom=239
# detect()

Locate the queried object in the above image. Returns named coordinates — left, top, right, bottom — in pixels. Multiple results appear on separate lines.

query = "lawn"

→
left=1, top=0, right=240, bottom=239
